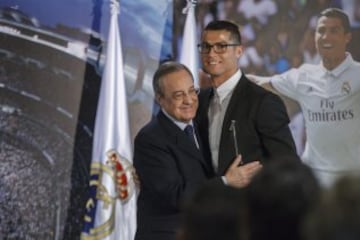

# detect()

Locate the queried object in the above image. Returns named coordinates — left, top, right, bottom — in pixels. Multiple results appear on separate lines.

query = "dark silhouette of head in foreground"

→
left=247, top=158, right=320, bottom=240
left=177, top=183, right=250, bottom=240
left=303, top=174, right=360, bottom=240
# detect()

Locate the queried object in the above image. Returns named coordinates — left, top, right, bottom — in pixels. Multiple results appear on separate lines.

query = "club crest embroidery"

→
left=81, top=150, right=135, bottom=240
left=342, top=81, right=351, bottom=95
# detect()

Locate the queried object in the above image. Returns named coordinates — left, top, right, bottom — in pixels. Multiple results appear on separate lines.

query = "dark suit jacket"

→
left=196, top=74, right=298, bottom=175
left=134, top=111, right=216, bottom=240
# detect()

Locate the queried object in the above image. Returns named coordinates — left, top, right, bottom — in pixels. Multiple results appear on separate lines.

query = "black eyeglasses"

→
left=197, top=42, right=240, bottom=54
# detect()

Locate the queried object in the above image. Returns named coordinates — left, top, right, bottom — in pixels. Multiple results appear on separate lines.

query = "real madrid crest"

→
left=106, top=149, right=136, bottom=203
left=81, top=150, right=136, bottom=240
left=341, top=81, right=351, bottom=95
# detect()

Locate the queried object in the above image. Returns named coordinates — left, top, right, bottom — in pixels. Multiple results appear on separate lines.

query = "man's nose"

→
left=208, top=46, right=217, bottom=55
left=182, top=93, right=196, bottom=103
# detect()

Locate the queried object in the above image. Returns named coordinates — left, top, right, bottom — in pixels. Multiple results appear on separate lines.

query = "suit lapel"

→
left=218, top=76, right=249, bottom=174
left=221, top=76, right=248, bottom=138
left=157, top=111, right=212, bottom=172
left=196, top=88, right=215, bottom=172
left=196, top=88, right=213, bottom=149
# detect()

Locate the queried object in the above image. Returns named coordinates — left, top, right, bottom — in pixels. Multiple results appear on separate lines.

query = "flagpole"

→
left=179, top=0, right=199, bottom=87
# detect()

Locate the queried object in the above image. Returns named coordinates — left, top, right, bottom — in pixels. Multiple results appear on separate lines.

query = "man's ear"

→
left=345, top=32, right=352, bottom=44
left=155, top=93, right=162, bottom=105
left=236, top=45, right=243, bottom=58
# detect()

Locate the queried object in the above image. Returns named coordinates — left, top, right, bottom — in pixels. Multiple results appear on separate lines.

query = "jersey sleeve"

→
left=271, top=68, right=301, bottom=101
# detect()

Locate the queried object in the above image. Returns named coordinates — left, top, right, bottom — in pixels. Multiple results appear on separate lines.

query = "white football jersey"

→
left=271, top=53, right=360, bottom=187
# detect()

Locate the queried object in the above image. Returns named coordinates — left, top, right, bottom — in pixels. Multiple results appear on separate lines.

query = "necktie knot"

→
left=184, top=124, right=199, bottom=148
left=210, top=90, right=222, bottom=115
left=184, top=125, right=194, bottom=139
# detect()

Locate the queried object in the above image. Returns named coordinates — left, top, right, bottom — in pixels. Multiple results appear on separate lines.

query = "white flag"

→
left=179, top=0, right=199, bottom=87
left=81, top=1, right=137, bottom=240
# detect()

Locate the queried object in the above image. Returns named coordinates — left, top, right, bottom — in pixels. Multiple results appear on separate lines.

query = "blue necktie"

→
left=184, top=124, right=196, bottom=144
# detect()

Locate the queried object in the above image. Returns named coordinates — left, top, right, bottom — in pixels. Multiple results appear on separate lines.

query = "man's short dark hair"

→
left=203, top=20, right=242, bottom=44
left=303, top=175, right=360, bottom=240
left=248, top=159, right=320, bottom=240
left=179, top=183, right=249, bottom=240
left=319, top=8, right=351, bottom=33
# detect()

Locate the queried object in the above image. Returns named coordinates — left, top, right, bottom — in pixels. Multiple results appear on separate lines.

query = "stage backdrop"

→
left=0, top=0, right=172, bottom=239
left=174, top=0, right=360, bottom=155
left=3, top=0, right=360, bottom=239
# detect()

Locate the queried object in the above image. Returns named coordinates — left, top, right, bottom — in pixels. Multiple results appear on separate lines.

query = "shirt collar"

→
left=215, top=69, right=242, bottom=102
left=161, top=109, right=193, bottom=130
left=320, top=52, right=353, bottom=78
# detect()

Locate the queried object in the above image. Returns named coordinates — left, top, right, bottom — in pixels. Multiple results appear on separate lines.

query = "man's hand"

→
left=224, top=155, right=262, bottom=188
